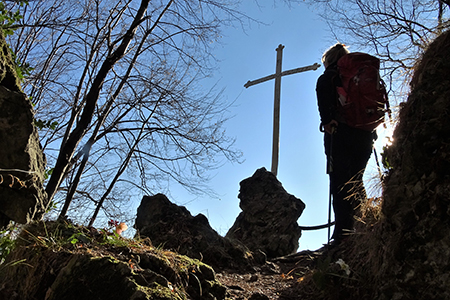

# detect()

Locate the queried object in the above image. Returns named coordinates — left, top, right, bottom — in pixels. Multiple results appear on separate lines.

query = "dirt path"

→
left=216, top=249, right=324, bottom=299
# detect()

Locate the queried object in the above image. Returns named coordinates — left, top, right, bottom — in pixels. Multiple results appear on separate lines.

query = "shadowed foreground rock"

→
left=226, top=168, right=306, bottom=258
left=0, top=221, right=226, bottom=300
left=0, top=32, right=47, bottom=228
left=374, top=30, right=450, bottom=299
left=135, top=194, right=266, bottom=271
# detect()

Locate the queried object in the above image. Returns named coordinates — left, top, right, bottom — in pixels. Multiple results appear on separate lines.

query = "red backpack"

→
left=336, top=52, right=389, bottom=131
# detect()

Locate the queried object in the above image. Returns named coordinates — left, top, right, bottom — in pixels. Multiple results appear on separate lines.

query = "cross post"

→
left=244, top=44, right=320, bottom=176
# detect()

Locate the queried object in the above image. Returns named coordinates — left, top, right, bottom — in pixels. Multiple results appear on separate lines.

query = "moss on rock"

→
left=0, top=221, right=226, bottom=300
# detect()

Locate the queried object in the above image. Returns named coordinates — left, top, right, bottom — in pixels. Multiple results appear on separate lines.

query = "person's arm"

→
left=316, top=71, right=338, bottom=134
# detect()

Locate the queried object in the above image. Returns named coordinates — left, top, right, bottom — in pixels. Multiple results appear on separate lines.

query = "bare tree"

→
left=6, top=0, right=254, bottom=225
left=307, top=0, right=450, bottom=98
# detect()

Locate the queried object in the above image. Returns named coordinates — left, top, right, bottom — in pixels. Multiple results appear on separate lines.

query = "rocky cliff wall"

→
left=0, top=32, right=48, bottom=227
left=376, top=29, right=450, bottom=300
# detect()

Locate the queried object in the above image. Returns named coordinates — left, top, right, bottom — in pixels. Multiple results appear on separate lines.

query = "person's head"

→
left=322, top=43, right=349, bottom=68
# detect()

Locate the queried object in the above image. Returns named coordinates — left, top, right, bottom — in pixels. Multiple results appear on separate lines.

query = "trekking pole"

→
left=373, top=146, right=383, bottom=180
left=327, top=180, right=332, bottom=246
left=327, top=126, right=336, bottom=247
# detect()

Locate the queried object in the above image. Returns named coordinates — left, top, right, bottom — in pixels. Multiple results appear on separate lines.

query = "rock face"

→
left=375, top=30, right=450, bottom=299
left=135, top=194, right=264, bottom=271
left=226, top=168, right=306, bottom=258
left=0, top=32, right=48, bottom=228
left=0, top=32, right=21, bottom=93
left=0, top=221, right=226, bottom=300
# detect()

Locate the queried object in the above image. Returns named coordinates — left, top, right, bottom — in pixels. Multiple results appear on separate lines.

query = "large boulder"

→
left=226, top=168, right=306, bottom=258
left=0, top=32, right=48, bottom=228
left=134, top=194, right=265, bottom=271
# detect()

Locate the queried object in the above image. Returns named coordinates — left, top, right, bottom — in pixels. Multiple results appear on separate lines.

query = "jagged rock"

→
left=135, top=194, right=264, bottom=271
left=0, top=32, right=21, bottom=93
left=0, top=32, right=48, bottom=228
left=0, top=221, right=226, bottom=300
left=226, top=168, right=306, bottom=258
left=375, top=30, right=450, bottom=299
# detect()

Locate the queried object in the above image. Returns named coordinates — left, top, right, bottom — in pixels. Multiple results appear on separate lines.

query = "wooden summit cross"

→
left=244, top=44, right=320, bottom=176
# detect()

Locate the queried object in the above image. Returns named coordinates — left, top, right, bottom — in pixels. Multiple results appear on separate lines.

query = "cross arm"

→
left=280, top=62, right=321, bottom=77
left=244, top=74, right=276, bottom=88
left=244, top=62, right=321, bottom=88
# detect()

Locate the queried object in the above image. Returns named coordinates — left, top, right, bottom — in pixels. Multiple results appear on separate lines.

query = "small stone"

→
left=248, top=274, right=258, bottom=282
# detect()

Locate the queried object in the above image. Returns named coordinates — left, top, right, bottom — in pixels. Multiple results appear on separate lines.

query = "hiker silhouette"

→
left=316, top=43, right=377, bottom=244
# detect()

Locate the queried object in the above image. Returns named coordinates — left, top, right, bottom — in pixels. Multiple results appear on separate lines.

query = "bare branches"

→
left=308, top=0, right=449, bottom=101
left=7, top=0, right=247, bottom=225
left=44, top=0, right=152, bottom=203
left=440, top=0, right=450, bottom=8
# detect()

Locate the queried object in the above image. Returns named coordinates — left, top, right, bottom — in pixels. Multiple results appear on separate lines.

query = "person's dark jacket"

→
left=316, top=63, right=341, bottom=126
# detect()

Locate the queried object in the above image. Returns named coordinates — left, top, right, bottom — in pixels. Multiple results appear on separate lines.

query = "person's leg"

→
left=329, top=127, right=354, bottom=241
left=347, top=129, right=374, bottom=219
left=329, top=126, right=374, bottom=241
left=330, top=169, right=355, bottom=240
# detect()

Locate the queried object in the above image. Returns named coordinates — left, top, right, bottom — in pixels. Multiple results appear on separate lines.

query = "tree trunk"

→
left=45, top=0, right=151, bottom=202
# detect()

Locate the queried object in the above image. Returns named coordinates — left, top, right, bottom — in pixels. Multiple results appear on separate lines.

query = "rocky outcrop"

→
left=375, top=30, right=450, bottom=299
left=0, top=32, right=21, bottom=93
left=0, top=32, right=48, bottom=228
left=226, top=168, right=306, bottom=258
left=0, top=221, right=226, bottom=300
left=135, top=194, right=266, bottom=271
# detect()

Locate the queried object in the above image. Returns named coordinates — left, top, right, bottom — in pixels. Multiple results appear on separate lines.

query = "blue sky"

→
left=133, top=1, right=391, bottom=251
